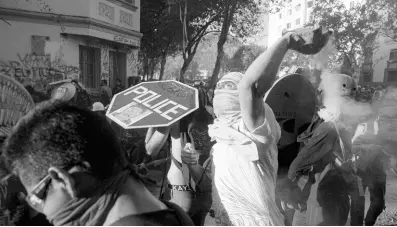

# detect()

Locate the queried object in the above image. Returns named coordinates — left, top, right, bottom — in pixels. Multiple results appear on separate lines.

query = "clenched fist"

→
left=283, top=26, right=333, bottom=55
left=181, top=143, right=199, bottom=166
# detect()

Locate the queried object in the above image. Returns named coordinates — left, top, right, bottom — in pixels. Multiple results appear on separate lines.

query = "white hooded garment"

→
left=208, top=102, right=284, bottom=226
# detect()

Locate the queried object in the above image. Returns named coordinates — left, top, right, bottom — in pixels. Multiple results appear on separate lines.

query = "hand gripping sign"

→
left=106, top=80, right=199, bottom=129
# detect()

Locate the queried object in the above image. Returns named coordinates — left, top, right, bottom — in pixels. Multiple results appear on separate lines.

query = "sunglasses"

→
left=25, top=174, right=52, bottom=213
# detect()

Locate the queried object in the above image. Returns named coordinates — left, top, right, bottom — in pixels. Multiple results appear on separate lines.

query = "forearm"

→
left=145, top=127, right=155, bottom=143
left=240, top=34, right=290, bottom=94
left=188, top=164, right=212, bottom=187
left=145, top=127, right=170, bottom=157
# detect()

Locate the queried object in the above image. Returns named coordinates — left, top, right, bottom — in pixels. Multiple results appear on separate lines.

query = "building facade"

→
left=0, top=0, right=141, bottom=96
left=361, top=36, right=397, bottom=84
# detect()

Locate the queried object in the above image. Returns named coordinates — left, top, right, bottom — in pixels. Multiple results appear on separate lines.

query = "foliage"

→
left=305, top=0, right=378, bottom=76
left=367, top=0, right=397, bottom=43
left=140, top=0, right=287, bottom=82
left=140, top=0, right=180, bottom=79
left=225, top=44, right=266, bottom=72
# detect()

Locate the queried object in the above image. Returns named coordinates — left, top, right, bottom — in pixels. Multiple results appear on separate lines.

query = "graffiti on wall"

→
left=101, top=44, right=110, bottom=82
left=0, top=53, right=79, bottom=91
left=127, top=50, right=138, bottom=76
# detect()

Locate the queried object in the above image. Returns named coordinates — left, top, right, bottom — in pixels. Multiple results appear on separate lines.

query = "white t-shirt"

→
left=211, top=103, right=283, bottom=226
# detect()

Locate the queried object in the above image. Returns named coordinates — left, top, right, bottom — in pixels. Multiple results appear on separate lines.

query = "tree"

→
left=140, top=0, right=179, bottom=81
left=305, top=0, right=378, bottom=77
left=208, top=0, right=287, bottom=88
left=225, top=44, right=266, bottom=73
left=174, top=0, right=223, bottom=82
left=367, top=0, right=397, bottom=43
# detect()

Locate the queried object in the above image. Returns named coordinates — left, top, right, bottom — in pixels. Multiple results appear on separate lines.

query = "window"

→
left=279, top=13, right=282, bottom=19
left=295, top=4, right=301, bottom=11
left=288, top=9, right=292, bottom=15
left=287, top=22, right=291, bottom=29
left=390, top=49, right=397, bottom=61
left=109, top=51, right=126, bottom=88
left=31, top=35, right=50, bottom=55
left=387, top=71, right=397, bottom=82
left=79, top=45, right=101, bottom=89
left=362, top=72, right=372, bottom=83
left=308, top=1, right=313, bottom=8
left=296, top=18, right=301, bottom=25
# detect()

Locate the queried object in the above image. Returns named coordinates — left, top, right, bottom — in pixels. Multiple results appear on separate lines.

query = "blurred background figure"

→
left=100, top=79, right=112, bottom=107
left=113, top=78, right=125, bottom=97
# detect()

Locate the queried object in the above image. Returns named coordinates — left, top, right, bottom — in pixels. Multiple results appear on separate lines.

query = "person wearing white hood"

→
left=206, top=27, right=332, bottom=225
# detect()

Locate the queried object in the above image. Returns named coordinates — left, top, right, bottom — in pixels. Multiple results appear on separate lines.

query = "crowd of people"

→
left=0, top=26, right=396, bottom=226
left=356, top=85, right=386, bottom=103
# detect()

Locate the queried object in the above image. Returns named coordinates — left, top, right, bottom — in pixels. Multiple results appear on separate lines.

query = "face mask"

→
left=213, top=90, right=240, bottom=119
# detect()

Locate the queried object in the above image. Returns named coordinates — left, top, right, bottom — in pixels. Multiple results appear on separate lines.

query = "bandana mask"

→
left=213, top=72, right=244, bottom=122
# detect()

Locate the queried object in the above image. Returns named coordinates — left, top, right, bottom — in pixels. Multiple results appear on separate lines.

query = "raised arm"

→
left=145, top=127, right=171, bottom=157
left=239, top=27, right=332, bottom=131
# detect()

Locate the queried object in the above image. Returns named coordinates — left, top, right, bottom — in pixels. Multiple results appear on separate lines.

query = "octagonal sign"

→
left=106, top=80, right=199, bottom=129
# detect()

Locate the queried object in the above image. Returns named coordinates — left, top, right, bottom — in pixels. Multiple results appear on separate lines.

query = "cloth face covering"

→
left=213, top=72, right=244, bottom=123
left=46, top=170, right=130, bottom=226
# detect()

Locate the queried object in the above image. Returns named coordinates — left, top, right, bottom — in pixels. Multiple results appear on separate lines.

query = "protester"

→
left=100, top=79, right=112, bottom=106
left=2, top=101, right=194, bottom=226
left=112, top=79, right=125, bottom=96
left=286, top=73, right=365, bottom=226
left=70, top=80, right=92, bottom=109
left=145, top=92, right=214, bottom=226
left=207, top=27, right=332, bottom=225
left=352, top=116, right=391, bottom=226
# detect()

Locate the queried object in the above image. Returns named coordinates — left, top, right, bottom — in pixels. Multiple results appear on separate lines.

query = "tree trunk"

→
left=143, top=56, right=149, bottom=81
left=179, top=52, right=196, bottom=83
left=159, top=50, right=167, bottom=81
left=210, top=45, right=226, bottom=88
left=149, top=58, right=157, bottom=80
left=208, top=0, right=238, bottom=89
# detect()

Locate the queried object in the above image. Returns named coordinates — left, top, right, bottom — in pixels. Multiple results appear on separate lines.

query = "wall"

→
left=0, top=0, right=140, bottom=91
left=0, top=0, right=90, bottom=17
left=90, top=0, right=140, bottom=32
left=267, top=0, right=310, bottom=47
left=372, top=36, right=397, bottom=82
left=0, top=20, right=79, bottom=92
left=0, top=0, right=140, bottom=33
left=127, top=48, right=139, bottom=79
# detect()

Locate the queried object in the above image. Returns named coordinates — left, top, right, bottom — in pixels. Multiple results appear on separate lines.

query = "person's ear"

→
left=48, top=167, right=77, bottom=199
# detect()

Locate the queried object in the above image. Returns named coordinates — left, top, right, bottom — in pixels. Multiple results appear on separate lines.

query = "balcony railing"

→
left=387, top=60, right=397, bottom=70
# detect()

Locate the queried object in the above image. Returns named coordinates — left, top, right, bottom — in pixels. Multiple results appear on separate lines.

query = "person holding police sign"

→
left=145, top=92, right=214, bottom=226
left=208, top=27, right=332, bottom=225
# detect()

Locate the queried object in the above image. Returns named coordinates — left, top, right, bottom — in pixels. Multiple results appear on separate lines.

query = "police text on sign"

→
left=124, top=86, right=188, bottom=120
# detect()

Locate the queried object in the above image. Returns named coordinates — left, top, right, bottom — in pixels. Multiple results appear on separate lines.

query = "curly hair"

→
left=2, top=101, right=127, bottom=185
